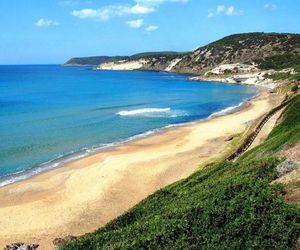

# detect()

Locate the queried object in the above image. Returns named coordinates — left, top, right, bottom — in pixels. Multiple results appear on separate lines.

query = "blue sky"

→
left=0, top=0, right=299, bottom=64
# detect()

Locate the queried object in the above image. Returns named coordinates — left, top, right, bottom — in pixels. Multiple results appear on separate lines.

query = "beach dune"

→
left=0, top=91, right=281, bottom=249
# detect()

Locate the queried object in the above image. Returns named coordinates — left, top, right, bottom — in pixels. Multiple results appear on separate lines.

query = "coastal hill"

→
left=65, top=32, right=300, bottom=74
left=64, top=52, right=189, bottom=66
left=174, top=32, right=300, bottom=73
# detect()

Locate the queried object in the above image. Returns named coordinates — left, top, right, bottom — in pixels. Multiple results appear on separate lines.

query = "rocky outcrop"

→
left=276, top=160, right=300, bottom=177
left=4, top=243, right=39, bottom=250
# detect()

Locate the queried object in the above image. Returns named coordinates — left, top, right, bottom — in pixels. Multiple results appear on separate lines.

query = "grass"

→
left=239, top=95, right=300, bottom=162
left=61, top=95, right=300, bottom=250
left=293, top=65, right=300, bottom=72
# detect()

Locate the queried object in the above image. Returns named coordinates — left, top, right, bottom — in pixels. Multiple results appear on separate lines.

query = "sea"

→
left=0, top=65, right=258, bottom=186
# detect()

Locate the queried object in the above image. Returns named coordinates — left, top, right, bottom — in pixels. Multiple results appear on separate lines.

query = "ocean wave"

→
left=117, top=108, right=187, bottom=118
left=208, top=102, right=244, bottom=119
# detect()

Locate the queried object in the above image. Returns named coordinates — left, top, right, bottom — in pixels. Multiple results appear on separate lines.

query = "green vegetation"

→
left=205, top=72, right=218, bottom=77
left=256, top=54, right=300, bottom=70
left=264, top=72, right=300, bottom=82
left=192, top=32, right=300, bottom=74
left=61, top=95, right=300, bottom=250
left=292, top=85, right=299, bottom=92
left=223, top=69, right=232, bottom=75
left=240, top=95, right=300, bottom=163
left=293, top=65, right=300, bottom=72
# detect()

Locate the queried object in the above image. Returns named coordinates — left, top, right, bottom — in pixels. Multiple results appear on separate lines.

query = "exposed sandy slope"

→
left=97, top=60, right=147, bottom=70
left=0, top=91, right=281, bottom=249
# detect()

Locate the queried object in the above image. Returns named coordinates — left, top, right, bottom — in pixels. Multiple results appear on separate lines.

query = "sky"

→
left=0, top=0, right=299, bottom=64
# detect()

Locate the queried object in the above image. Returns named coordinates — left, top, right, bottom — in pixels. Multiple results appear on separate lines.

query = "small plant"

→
left=223, top=69, right=232, bottom=75
left=206, top=72, right=217, bottom=77
left=291, top=85, right=299, bottom=92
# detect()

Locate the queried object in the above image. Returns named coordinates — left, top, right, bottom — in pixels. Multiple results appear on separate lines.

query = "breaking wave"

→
left=117, top=108, right=187, bottom=118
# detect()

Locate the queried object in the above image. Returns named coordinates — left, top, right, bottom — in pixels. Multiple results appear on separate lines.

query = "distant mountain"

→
left=64, top=52, right=189, bottom=66
left=64, top=56, right=129, bottom=66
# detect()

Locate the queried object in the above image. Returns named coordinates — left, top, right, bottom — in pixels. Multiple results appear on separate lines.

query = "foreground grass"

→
left=61, top=95, right=300, bottom=250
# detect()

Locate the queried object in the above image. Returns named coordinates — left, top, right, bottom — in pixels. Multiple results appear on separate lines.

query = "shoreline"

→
left=0, top=89, right=283, bottom=249
left=0, top=87, right=259, bottom=188
left=189, top=72, right=278, bottom=89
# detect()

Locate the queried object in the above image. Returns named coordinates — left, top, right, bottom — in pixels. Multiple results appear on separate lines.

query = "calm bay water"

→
left=0, top=65, right=257, bottom=186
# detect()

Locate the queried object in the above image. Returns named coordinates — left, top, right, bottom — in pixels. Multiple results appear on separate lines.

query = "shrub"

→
left=291, top=85, right=299, bottom=92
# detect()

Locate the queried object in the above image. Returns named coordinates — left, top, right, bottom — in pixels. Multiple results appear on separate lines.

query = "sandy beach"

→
left=0, top=90, right=282, bottom=249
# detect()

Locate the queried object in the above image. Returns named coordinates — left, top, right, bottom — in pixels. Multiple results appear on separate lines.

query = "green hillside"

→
left=61, top=94, right=300, bottom=250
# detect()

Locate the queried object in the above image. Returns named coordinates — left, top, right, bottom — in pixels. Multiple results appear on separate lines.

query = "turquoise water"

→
left=0, top=65, right=257, bottom=186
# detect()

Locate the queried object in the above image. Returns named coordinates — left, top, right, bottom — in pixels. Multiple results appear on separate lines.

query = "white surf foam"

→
left=117, top=108, right=170, bottom=116
left=208, top=102, right=244, bottom=119
left=117, top=107, right=187, bottom=118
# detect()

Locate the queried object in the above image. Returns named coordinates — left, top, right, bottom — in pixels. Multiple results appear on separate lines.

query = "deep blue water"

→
left=0, top=65, right=257, bottom=186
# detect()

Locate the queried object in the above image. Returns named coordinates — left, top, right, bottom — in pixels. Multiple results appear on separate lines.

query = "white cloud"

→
left=264, top=3, right=277, bottom=10
left=126, top=19, right=144, bottom=28
left=130, top=4, right=155, bottom=14
left=35, top=18, right=60, bottom=27
left=226, top=6, right=243, bottom=16
left=134, top=0, right=188, bottom=6
left=216, top=5, right=225, bottom=14
left=60, top=0, right=93, bottom=6
left=60, top=0, right=79, bottom=6
left=208, top=5, right=243, bottom=18
left=145, top=25, right=158, bottom=31
left=71, top=4, right=155, bottom=21
left=207, top=12, right=214, bottom=18
left=71, top=0, right=189, bottom=21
